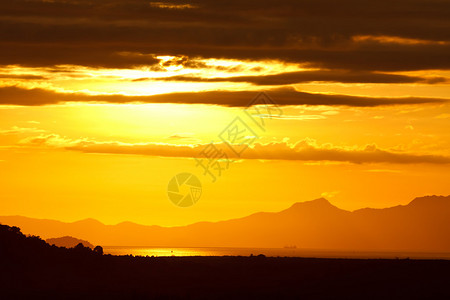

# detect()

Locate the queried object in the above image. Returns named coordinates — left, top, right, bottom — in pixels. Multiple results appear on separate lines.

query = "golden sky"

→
left=0, top=0, right=449, bottom=226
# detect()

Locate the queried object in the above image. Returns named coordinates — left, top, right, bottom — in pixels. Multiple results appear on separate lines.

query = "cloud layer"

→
left=19, top=134, right=450, bottom=165
left=1, top=0, right=450, bottom=72
left=135, top=70, right=446, bottom=85
left=0, top=86, right=447, bottom=107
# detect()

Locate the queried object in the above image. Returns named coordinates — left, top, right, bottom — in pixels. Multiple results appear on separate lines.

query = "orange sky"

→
left=0, top=0, right=449, bottom=227
left=1, top=95, right=449, bottom=226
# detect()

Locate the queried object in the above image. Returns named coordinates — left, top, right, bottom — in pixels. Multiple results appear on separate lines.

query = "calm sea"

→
left=103, top=246, right=450, bottom=260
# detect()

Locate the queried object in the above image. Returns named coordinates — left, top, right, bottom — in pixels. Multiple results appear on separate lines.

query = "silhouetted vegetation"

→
left=0, top=224, right=102, bottom=259
left=94, top=245, right=104, bottom=255
left=1, top=223, right=450, bottom=299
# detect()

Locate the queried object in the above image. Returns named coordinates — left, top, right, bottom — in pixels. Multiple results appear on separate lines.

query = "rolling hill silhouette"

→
left=1, top=195, right=449, bottom=252
left=46, top=236, right=94, bottom=248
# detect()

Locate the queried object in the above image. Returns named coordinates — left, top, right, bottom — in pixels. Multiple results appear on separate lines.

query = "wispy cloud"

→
left=0, top=126, right=45, bottom=135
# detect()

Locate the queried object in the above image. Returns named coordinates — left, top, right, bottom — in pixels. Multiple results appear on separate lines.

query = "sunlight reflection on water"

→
left=103, top=247, right=450, bottom=260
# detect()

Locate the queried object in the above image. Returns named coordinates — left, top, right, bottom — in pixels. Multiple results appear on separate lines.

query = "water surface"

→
left=104, top=246, right=450, bottom=260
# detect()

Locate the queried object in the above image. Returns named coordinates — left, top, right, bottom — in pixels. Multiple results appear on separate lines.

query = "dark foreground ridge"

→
left=1, top=224, right=449, bottom=300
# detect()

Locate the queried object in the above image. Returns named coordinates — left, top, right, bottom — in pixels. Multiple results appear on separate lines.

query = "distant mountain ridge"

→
left=1, top=195, right=449, bottom=252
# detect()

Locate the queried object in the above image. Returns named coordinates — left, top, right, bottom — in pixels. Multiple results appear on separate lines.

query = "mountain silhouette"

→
left=1, top=195, right=449, bottom=252
left=46, top=236, right=94, bottom=248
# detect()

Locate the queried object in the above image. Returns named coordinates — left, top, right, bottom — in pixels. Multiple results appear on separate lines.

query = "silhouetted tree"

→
left=94, top=245, right=103, bottom=255
left=75, top=242, right=86, bottom=250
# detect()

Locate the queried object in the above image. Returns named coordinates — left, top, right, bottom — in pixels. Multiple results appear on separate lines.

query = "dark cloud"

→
left=0, top=44, right=160, bottom=68
left=134, top=70, right=446, bottom=85
left=0, top=74, right=47, bottom=80
left=0, top=0, right=449, bottom=70
left=0, top=86, right=447, bottom=107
